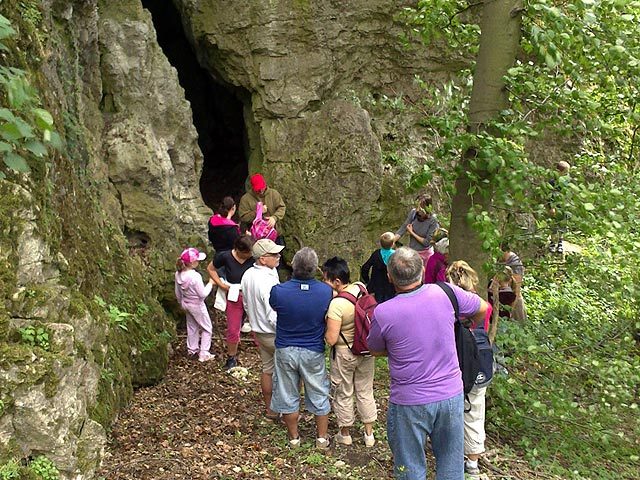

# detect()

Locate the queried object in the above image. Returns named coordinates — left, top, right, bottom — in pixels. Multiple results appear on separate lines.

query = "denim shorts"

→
left=270, top=346, right=330, bottom=416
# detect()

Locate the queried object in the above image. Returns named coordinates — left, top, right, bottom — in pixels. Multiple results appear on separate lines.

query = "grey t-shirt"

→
left=395, top=209, right=439, bottom=251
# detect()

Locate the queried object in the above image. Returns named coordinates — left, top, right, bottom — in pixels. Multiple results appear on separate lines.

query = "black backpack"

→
left=436, top=282, right=481, bottom=395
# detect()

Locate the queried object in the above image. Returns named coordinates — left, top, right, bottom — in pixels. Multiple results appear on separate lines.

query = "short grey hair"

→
left=291, top=247, right=318, bottom=280
left=388, top=247, right=423, bottom=287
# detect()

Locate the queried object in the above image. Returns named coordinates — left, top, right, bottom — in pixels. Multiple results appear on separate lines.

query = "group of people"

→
left=174, top=174, right=525, bottom=479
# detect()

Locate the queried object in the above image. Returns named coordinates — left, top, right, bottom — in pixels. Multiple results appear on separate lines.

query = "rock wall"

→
left=175, top=0, right=454, bottom=262
left=0, top=0, right=207, bottom=478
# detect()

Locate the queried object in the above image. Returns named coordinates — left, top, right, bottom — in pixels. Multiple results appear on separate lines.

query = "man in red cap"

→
left=238, top=173, right=286, bottom=232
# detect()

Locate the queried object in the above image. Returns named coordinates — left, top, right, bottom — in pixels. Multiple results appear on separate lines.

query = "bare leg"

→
left=283, top=412, right=299, bottom=440
left=261, top=372, right=275, bottom=416
left=363, top=422, right=373, bottom=436
left=227, top=342, right=239, bottom=357
left=315, top=414, right=329, bottom=439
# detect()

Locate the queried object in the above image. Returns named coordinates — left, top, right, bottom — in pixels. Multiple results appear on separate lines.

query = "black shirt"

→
left=213, top=250, right=254, bottom=284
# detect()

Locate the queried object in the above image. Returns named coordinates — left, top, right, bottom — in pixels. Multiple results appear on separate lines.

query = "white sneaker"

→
left=198, top=352, right=216, bottom=362
left=335, top=432, right=353, bottom=445
left=315, top=437, right=330, bottom=450
left=363, top=432, right=375, bottom=447
left=289, top=437, right=300, bottom=448
left=241, top=322, right=252, bottom=333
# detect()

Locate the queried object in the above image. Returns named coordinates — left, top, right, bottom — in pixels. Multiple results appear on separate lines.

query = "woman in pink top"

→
left=175, top=248, right=216, bottom=362
left=424, top=237, right=449, bottom=283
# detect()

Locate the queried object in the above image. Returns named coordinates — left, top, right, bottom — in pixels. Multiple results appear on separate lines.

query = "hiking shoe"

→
left=241, top=322, right=252, bottom=333
left=335, top=432, right=352, bottom=446
left=315, top=437, right=330, bottom=450
left=223, top=356, right=238, bottom=371
left=289, top=437, right=301, bottom=448
left=198, top=352, right=216, bottom=362
left=363, top=432, right=375, bottom=447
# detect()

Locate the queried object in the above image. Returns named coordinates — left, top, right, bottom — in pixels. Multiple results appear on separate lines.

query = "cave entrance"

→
left=142, top=0, right=249, bottom=209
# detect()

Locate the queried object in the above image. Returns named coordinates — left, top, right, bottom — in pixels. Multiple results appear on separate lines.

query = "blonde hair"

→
left=446, top=260, right=478, bottom=293
left=380, top=231, right=395, bottom=249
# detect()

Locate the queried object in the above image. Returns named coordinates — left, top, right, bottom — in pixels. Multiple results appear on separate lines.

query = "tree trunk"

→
left=449, top=0, right=523, bottom=295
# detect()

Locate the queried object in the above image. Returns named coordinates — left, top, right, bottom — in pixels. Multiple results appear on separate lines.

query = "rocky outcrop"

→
left=175, top=0, right=448, bottom=261
left=0, top=0, right=205, bottom=478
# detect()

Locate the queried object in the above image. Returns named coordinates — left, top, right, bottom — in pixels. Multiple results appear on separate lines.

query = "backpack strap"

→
left=437, top=281, right=473, bottom=411
left=436, top=282, right=459, bottom=321
left=255, top=202, right=264, bottom=221
left=335, top=284, right=367, bottom=350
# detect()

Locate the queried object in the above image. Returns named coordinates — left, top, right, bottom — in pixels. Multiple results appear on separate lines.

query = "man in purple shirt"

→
left=367, top=247, right=488, bottom=480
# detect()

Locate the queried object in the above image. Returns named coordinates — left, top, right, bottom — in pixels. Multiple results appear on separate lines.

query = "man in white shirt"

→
left=241, top=239, right=284, bottom=419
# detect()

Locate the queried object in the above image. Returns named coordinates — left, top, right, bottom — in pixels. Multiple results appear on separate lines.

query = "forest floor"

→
left=98, top=312, right=554, bottom=480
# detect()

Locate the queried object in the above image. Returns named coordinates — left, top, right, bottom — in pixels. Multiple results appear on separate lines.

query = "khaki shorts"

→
left=254, top=333, right=276, bottom=374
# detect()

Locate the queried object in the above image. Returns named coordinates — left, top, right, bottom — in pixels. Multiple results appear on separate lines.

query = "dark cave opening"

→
left=142, top=0, right=249, bottom=209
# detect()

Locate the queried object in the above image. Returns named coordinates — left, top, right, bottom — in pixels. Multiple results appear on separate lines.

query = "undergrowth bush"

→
left=490, top=241, right=640, bottom=479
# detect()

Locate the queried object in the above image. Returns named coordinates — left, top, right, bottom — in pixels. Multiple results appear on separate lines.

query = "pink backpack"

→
left=250, top=202, right=278, bottom=241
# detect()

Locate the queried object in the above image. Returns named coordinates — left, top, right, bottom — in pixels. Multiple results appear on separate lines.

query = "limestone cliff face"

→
left=175, top=0, right=446, bottom=261
left=0, top=0, right=206, bottom=478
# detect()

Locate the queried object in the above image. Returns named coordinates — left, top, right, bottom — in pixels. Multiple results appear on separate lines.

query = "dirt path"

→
left=99, top=313, right=395, bottom=479
left=99, top=314, right=540, bottom=480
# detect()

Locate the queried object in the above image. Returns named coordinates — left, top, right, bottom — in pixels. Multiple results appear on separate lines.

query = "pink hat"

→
left=250, top=174, right=267, bottom=192
left=180, top=248, right=206, bottom=263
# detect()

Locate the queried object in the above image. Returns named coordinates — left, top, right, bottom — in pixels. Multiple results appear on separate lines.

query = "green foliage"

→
left=402, top=0, right=640, bottom=477
left=94, top=295, right=132, bottom=331
left=0, top=459, right=20, bottom=480
left=0, top=14, right=58, bottom=180
left=18, top=325, right=50, bottom=351
left=28, top=456, right=59, bottom=480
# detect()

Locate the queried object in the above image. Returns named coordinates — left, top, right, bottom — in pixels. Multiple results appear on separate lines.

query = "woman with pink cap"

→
left=175, top=247, right=216, bottom=362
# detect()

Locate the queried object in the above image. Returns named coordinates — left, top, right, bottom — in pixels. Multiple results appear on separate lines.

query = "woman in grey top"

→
left=393, top=195, right=440, bottom=266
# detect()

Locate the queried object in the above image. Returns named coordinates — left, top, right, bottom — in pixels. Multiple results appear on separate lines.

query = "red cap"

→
left=250, top=174, right=267, bottom=192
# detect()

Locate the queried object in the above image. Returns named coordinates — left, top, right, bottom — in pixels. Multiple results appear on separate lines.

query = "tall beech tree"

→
left=448, top=0, right=523, bottom=290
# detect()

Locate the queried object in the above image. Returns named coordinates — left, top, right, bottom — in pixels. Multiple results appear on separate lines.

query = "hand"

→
left=267, top=216, right=277, bottom=229
left=406, top=224, right=414, bottom=233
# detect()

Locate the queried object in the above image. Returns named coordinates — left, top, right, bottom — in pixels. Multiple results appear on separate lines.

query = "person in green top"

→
left=238, top=174, right=286, bottom=234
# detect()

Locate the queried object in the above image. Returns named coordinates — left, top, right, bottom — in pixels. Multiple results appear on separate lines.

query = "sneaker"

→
left=223, top=356, right=238, bottom=371
left=548, top=242, right=557, bottom=253
left=289, top=437, right=301, bottom=448
left=464, top=461, right=480, bottom=476
left=241, top=322, right=252, bottom=333
left=556, top=240, right=564, bottom=254
left=198, top=352, right=215, bottom=362
left=315, top=437, right=330, bottom=450
left=335, top=432, right=352, bottom=446
left=363, top=432, right=375, bottom=447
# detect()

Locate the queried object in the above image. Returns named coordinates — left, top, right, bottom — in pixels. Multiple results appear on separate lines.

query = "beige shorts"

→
left=254, top=332, right=276, bottom=374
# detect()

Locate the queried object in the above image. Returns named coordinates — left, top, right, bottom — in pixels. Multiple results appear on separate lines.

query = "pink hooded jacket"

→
left=175, top=269, right=213, bottom=308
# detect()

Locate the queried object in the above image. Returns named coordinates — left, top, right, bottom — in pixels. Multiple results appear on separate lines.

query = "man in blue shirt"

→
left=269, top=247, right=333, bottom=449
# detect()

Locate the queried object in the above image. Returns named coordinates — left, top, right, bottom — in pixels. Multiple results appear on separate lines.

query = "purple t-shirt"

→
left=367, top=283, right=481, bottom=405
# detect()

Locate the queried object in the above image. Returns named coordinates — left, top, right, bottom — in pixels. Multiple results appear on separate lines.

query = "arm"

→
left=238, top=194, right=255, bottom=224
left=325, top=317, right=342, bottom=346
left=394, top=209, right=414, bottom=239
left=421, top=217, right=439, bottom=246
left=174, top=278, right=183, bottom=305
left=207, top=261, right=229, bottom=291
left=193, top=272, right=215, bottom=299
left=269, top=190, right=286, bottom=222
left=488, top=279, right=500, bottom=343
left=360, top=253, right=375, bottom=284
left=367, top=316, right=387, bottom=356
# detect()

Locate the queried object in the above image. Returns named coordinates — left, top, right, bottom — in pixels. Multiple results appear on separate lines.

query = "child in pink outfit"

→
left=175, top=248, right=216, bottom=362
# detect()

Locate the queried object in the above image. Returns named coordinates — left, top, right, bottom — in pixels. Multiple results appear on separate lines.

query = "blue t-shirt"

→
left=269, top=278, right=333, bottom=353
